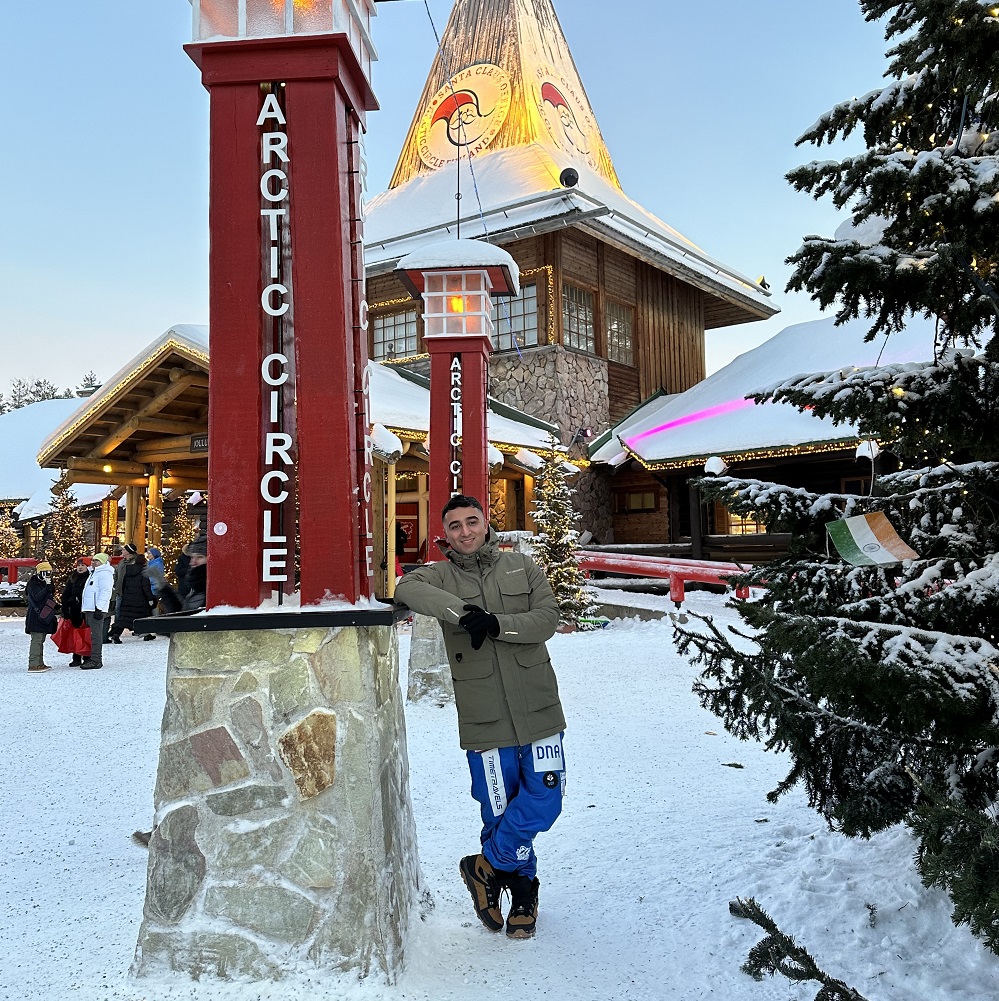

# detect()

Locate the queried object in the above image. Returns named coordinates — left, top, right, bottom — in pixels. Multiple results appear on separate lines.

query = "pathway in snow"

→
left=0, top=593, right=994, bottom=1000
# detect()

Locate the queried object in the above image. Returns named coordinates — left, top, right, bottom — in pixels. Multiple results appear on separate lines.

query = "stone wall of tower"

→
left=489, top=345, right=613, bottom=542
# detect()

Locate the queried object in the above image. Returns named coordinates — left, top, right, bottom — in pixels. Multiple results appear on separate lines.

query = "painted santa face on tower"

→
left=540, top=81, right=591, bottom=156
left=416, top=64, right=512, bottom=169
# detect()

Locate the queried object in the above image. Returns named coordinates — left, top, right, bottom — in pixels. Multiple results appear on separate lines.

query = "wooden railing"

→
left=575, top=551, right=752, bottom=606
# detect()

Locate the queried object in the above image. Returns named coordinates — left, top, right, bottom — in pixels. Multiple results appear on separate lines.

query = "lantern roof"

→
left=396, top=238, right=520, bottom=298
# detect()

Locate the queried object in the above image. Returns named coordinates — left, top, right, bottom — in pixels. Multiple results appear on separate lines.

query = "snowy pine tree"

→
left=75, top=371, right=101, bottom=397
left=677, top=0, right=999, bottom=953
left=8, top=378, right=73, bottom=410
left=530, top=439, right=597, bottom=629
left=44, top=477, right=89, bottom=592
left=0, top=511, right=21, bottom=559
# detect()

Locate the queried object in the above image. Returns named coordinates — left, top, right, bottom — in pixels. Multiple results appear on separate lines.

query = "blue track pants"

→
left=467, top=732, right=565, bottom=879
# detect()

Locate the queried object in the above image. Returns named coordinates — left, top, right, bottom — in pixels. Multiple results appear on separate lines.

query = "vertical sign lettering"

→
left=449, top=355, right=463, bottom=496
left=258, top=91, right=295, bottom=586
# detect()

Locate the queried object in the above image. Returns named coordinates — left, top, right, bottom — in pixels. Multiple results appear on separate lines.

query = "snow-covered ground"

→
left=1, top=592, right=995, bottom=1000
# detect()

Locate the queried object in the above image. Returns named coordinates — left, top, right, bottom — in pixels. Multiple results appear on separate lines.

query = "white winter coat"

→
left=81, top=562, right=114, bottom=614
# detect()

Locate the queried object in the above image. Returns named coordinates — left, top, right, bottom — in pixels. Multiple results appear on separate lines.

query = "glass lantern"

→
left=190, top=0, right=377, bottom=81
left=422, top=271, right=494, bottom=339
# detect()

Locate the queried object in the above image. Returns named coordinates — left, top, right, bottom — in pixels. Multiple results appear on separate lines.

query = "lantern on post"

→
left=397, top=240, right=519, bottom=557
left=184, top=0, right=378, bottom=607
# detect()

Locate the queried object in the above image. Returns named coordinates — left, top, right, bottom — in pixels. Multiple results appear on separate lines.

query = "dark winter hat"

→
left=124, top=543, right=138, bottom=555
left=186, top=535, right=208, bottom=557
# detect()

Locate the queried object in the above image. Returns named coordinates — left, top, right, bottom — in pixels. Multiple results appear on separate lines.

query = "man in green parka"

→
left=394, top=494, right=565, bottom=940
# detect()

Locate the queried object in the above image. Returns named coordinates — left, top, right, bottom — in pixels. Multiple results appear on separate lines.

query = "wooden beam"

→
left=65, top=471, right=148, bottom=488
left=128, top=449, right=204, bottom=464
left=87, top=375, right=202, bottom=459
left=169, top=367, right=209, bottom=389
left=63, top=470, right=208, bottom=490
left=68, top=456, right=148, bottom=476
left=134, top=434, right=198, bottom=454
left=136, top=418, right=209, bottom=436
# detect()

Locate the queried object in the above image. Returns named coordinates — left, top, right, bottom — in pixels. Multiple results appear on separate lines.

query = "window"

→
left=493, top=285, right=538, bottom=351
left=613, top=489, right=658, bottom=514
left=605, top=301, right=634, bottom=366
left=371, top=309, right=419, bottom=361
left=724, top=512, right=768, bottom=536
left=562, top=283, right=595, bottom=353
left=841, top=477, right=872, bottom=496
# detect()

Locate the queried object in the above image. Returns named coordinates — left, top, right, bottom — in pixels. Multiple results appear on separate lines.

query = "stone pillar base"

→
left=406, top=613, right=454, bottom=705
left=132, top=624, right=422, bottom=983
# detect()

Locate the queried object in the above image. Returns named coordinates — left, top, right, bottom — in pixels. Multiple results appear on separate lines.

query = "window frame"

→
left=370, top=307, right=420, bottom=362
left=561, top=281, right=597, bottom=354
left=604, top=299, right=635, bottom=367
left=492, top=283, right=539, bottom=353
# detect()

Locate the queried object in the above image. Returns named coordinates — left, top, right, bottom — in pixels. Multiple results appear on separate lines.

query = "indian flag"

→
left=826, top=512, right=919, bottom=566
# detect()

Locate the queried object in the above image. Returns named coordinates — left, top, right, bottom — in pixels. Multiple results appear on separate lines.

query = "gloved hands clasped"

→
left=459, top=604, right=500, bottom=650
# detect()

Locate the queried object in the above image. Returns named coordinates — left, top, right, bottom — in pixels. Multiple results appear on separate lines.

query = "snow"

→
left=2, top=592, right=996, bottom=1000
left=366, top=146, right=773, bottom=318
left=0, top=399, right=85, bottom=502
left=591, top=312, right=939, bottom=466
left=35, top=326, right=556, bottom=493
left=397, top=239, right=520, bottom=295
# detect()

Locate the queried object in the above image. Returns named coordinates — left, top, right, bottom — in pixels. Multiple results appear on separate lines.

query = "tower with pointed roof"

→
left=364, top=0, right=778, bottom=543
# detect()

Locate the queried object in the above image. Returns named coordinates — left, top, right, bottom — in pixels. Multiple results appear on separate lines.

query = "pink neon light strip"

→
left=625, top=398, right=756, bottom=447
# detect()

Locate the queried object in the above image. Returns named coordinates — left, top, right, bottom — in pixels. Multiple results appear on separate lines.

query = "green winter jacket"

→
left=394, top=530, right=564, bottom=750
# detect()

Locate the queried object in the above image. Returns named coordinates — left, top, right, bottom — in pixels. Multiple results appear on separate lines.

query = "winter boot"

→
left=70, top=654, right=83, bottom=667
left=27, top=664, right=52, bottom=673
left=80, top=660, right=102, bottom=670
left=459, top=854, right=505, bottom=932
left=505, top=874, right=540, bottom=939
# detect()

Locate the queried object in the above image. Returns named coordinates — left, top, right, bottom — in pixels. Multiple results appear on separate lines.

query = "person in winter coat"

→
left=143, top=547, right=166, bottom=596
left=181, top=535, right=208, bottom=610
left=80, top=553, right=115, bottom=669
left=394, top=495, right=564, bottom=940
left=110, top=554, right=156, bottom=641
left=55, top=558, right=92, bottom=666
left=175, top=544, right=193, bottom=601
left=25, top=562, right=58, bottom=673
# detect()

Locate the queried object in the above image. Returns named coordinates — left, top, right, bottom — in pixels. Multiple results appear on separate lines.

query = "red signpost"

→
left=397, top=243, right=519, bottom=561
left=186, top=35, right=377, bottom=608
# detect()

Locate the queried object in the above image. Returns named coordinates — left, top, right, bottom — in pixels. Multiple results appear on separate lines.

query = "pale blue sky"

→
left=2, top=1, right=888, bottom=390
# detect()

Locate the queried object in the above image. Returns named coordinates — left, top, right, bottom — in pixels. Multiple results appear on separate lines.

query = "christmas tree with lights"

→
left=530, top=439, right=598, bottom=629
left=44, top=476, right=89, bottom=592
left=0, top=511, right=21, bottom=559
left=161, top=500, right=200, bottom=586
left=677, top=0, right=999, bottom=952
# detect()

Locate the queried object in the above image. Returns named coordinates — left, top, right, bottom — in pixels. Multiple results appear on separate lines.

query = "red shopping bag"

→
left=51, top=617, right=76, bottom=654
left=50, top=619, right=92, bottom=657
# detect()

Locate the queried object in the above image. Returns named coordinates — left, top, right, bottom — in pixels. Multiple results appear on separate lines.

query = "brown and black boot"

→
left=459, top=854, right=505, bottom=931
left=505, top=874, right=540, bottom=939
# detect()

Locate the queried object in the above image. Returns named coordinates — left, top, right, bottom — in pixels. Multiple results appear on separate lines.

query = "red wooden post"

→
left=396, top=242, right=519, bottom=562
left=187, top=36, right=377, bottom=607
left=424, top=334, right=493, bottom=559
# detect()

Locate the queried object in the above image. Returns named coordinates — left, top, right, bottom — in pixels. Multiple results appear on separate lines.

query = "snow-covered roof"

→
left=37, top=324, right=210, bottom=466
left=397, top=236, right=520, bottom=298
left=0, top=399, right=94, bottom=503
left=365, top=0, right=776, bottom=328
left=370, top=361, right=556, bottom=450
left=590, top=313, right=938, bottom=469
left=17, top=481, right=114, bottom=522
left=367, top=146, right=774, bottom=325
left=38, top=324, right=556, bottom=469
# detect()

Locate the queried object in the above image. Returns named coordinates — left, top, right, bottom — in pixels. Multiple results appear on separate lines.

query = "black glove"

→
left=92, top=610, right=105, bottom=621
left=459, top=604, right=500, bottom=650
